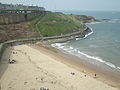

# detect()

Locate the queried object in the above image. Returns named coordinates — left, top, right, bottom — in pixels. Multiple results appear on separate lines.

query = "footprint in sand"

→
left=7, top=87, right=16, bottom=90
left=36, top=77, right=44, bottom=83
left=24, top=81, right=28, bottom=85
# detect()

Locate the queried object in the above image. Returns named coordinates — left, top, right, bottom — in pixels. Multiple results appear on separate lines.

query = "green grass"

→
left=30, top=15, right=42, bottom=32
left=29, top=14, right=44, bottom=36
left=37, top=12, right=84, bottom=37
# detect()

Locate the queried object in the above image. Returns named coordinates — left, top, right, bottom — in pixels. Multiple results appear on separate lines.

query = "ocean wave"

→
left=77, top=50, right=105, bottom=63
left=88, top=18, right=120, bottom=24
left=100, top=18, right=120, bottom=23
left=51, top=43, right=120, bottom=70
left=51, top=43, right=67, bottom=47
left=51, top=23, right=120, bottom=70
left=84, top=30, right=93, bottom=39
left=117, top=67, right=120, bottom=70
left=76, top=49, right=120, bottom=70
left=83, top=24, right=94, bottom=39
left=86, top=22, right=102, bottom=24
left=76, top=25, right=93, bottom=40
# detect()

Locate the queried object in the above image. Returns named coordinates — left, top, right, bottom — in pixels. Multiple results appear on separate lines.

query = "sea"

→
left=52, top=11, right=120, bottom=75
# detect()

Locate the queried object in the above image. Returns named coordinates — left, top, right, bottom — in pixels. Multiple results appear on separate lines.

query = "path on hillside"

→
left=35, top=14, right=45, bottom=38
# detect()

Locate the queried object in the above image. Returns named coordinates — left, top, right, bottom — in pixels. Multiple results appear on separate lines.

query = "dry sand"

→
left=0, top=44, right=119, bottom=90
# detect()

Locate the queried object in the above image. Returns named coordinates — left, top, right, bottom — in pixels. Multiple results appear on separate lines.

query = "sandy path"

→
left=0, top=45, right=119, bottom=90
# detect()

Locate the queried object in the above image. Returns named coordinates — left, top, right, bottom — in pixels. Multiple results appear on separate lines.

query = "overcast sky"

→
left=0, top=0, right=120, bottom=11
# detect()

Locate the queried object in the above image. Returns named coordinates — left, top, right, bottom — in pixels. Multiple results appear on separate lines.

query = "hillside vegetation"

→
left=0, top=11, right=95, bottom=41
left=37, top=12, right=85, bottom=37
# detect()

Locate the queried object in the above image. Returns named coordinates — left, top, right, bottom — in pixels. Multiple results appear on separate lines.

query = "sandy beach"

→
left=0, top=44, right=119, bottom=90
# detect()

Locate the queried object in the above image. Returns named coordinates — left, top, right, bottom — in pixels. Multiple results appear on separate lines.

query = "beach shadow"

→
left=0, top=46, right=13, bottom=79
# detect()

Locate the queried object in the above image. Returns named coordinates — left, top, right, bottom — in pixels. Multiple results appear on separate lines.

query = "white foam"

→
left=52, top=43, right=120, bottom=70
left=84, top=31, right=93, bottom=39
left=105, top=62, right=116, bottom=69
left=86, top=22, right=101, bottom=24
left=75, top=38, right=79, bottom=40
left=76, top=49, right=119, bottom=69
left=53, top=43, right=104, bottom=64
left=51, top=22, right=120, bottom=70
left=77, top=50, right=105, bottom=63
left=83, top=24, right=94, bottom=39
left=117, top=67, right=120, bottom=70
left=76, top=25, right=93, bottom=41
left=75, top=48, right=119, bottom=69
left=101, top=19, right=120, bottom=23
left=70, top=47, right=74, bottom=49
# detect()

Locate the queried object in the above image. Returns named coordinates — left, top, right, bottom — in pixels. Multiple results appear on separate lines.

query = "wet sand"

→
left=0, top=44, right=119, bottom=90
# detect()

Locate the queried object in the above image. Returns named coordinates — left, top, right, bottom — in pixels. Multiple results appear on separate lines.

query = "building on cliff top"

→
left=0, top=2, right=45, bottom=11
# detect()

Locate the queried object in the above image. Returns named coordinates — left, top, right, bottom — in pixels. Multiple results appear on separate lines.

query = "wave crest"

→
left=52, top=43, right=120, bottom=70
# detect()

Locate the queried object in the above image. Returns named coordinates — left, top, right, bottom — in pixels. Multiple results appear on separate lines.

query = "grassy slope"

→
left=0, top=12, right=90, bottom=41
left=37, top=12, right=84, bottom=37
left=29, top=14, right=43, bottom=35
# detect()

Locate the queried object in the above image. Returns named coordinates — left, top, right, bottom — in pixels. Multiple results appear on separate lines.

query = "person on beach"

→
left=8, top=59, right=16, bottom=64
left=94, top=74, right=97, bottom=77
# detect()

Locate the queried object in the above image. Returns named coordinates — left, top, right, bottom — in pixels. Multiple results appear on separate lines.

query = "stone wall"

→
left=0, top=37, right=42, bottom=61
left=0, top=12, right=43, bottom=25
left=0, top=26, right=91, bottom=61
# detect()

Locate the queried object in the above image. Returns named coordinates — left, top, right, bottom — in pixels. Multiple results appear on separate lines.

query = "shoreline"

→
left=32, top=43, right=120, bottom=88
left=50, top=23, right=120, bottom=79
left=0, top=21, right=120, bottom=89
left=0, top=44, right=120, bottom=90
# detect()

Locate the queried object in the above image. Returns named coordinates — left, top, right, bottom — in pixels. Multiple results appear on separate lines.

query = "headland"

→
left=0, top=9, right=119, bottom=90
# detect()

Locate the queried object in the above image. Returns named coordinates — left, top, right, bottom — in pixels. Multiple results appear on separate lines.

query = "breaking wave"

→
left=52, top=43, right=120, bottom=70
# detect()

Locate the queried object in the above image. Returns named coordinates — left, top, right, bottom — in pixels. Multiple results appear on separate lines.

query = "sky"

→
left=0, top=0, right=120, bottom=11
